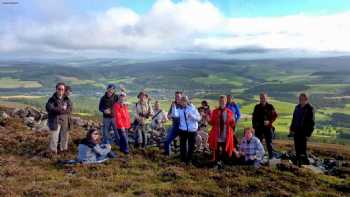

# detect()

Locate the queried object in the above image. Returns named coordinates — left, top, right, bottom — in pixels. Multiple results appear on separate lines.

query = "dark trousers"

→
left=294, top=133, right=309, bottom=165
left=256, top=127, right=274, bottom=158
left=117, top=129, right=129, bottom=154
left=179, top=131, right=197, bottom=164
left=216, top=142, right=227, bottom=162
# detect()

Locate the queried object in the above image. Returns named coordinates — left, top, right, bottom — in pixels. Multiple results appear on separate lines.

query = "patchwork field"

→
left=0, top=57, right=350, bottom=144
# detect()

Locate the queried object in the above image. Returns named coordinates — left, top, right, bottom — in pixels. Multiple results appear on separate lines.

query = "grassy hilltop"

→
left=1, top=105, right=350, bottom=196
left=1, top=57, right=350, bottom=196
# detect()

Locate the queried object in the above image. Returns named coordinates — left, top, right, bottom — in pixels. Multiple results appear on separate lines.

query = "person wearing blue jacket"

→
left=171, top=96, right=201, bottom=164
left=226, top=95, right=241, bottom=122
left=226, top=95, right=241, bottom=150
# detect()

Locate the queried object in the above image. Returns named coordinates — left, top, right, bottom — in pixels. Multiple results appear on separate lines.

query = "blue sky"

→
left=1, top=0, right=350, bottom=59
left=66, top=0, right=350, bottom=17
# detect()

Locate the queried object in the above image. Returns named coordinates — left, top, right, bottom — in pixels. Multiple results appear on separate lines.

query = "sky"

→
left=1, top=0, right=350, bottom=59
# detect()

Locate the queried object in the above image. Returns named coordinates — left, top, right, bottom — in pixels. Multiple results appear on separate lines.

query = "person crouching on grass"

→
left=238, top=127, right=265, bottom=168
left=171, top=96, right=201, bottom=165
left=113, top=92, right=131, bottom=154
left=78, top=128, right=116, bottom=164
left=208, top=95, right=237, bottom=167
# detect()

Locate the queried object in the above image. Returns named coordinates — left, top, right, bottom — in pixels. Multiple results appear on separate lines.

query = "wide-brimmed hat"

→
left=137, top=91, right=149, bottom=99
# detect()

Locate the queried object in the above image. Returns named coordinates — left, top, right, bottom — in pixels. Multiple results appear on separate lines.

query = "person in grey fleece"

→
left=78, top=128, right=115, bottom=164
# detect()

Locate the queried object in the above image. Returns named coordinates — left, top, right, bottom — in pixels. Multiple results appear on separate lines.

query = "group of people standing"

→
left=46, top=82, right=315, bottom=167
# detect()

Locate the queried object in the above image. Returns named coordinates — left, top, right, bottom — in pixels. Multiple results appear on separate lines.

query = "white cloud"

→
left=1, top=0, right=350, bottom=58
left=196, top=12, right=350, bottom=53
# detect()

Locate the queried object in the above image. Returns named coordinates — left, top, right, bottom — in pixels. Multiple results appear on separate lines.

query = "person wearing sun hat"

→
left=133, top=90, right=153, bottom=148
left=99, top=84, right=119, bottom=145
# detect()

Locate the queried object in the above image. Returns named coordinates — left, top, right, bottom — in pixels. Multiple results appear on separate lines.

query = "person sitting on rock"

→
left=196, top=101, right=211, bottom=153
left=78, top=128, right=116, bottom=164
left=198, top=100, right=211, bottom=129
left=238, top=127, right=265, bottom=168
left=150, top=100, right=168, bottom=143
left=195, top=124, right=209, bottom=152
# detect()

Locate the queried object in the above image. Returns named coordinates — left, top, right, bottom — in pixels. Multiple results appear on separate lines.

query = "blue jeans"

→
left=164, top=122, right=180, bottom=155
left=102, top=118, right=119, bottom=145
left=118, top=129, right=129, bottom=154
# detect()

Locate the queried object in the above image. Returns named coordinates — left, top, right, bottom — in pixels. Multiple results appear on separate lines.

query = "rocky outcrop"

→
left=0, top=106, right=99, bottom=133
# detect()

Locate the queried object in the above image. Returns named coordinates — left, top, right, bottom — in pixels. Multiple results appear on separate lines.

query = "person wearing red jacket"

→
left=113, top=92, right=131, bottom=154
left=208, top=95, right=238, bottom=165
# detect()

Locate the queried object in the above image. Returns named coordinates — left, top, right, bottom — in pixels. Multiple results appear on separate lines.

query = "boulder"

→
left=24, top=117, right=35, bottom=127
left=11, top=108, right=26, bottom=118
left=269, top=158, right=282, bottom=168
left=25, top=107, right=43, bottom=121
left=302, top=165, right=325, bottom=174
left=71, top=117, right=85, bottom=127
left=0, top=111, right=9, bottom=120
left=0, top=111, right=10, bottom=126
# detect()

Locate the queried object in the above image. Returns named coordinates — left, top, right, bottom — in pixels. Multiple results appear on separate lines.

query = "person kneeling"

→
left=238, top=127, right=265, bottom=168
left=78, top=128, right=116, bottom=164
left=208, top=95, right=237, bottom=167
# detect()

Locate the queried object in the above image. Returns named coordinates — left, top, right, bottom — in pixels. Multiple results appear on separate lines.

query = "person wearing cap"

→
left=99, top=84, right=119, bottom=145
left=113, top=92, right=131, bottom=154
left=134, top=91, right=153, bottom=148
left=171, top=95, right=201, bottom=164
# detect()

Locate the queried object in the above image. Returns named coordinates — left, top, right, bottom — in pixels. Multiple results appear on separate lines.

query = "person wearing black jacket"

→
left=46, top=82, right=73, bottom=154
left=99, top=84, right=119, bottom=144
left=252, top=92, right=278, bottom=159
left=290, top=93, right=315, bottom=165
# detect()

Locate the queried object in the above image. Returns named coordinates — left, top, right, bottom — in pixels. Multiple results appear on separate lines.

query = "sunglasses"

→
left=57, top=88, right=65, bottom=91
left=92, top=132, right=99, bottom=135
